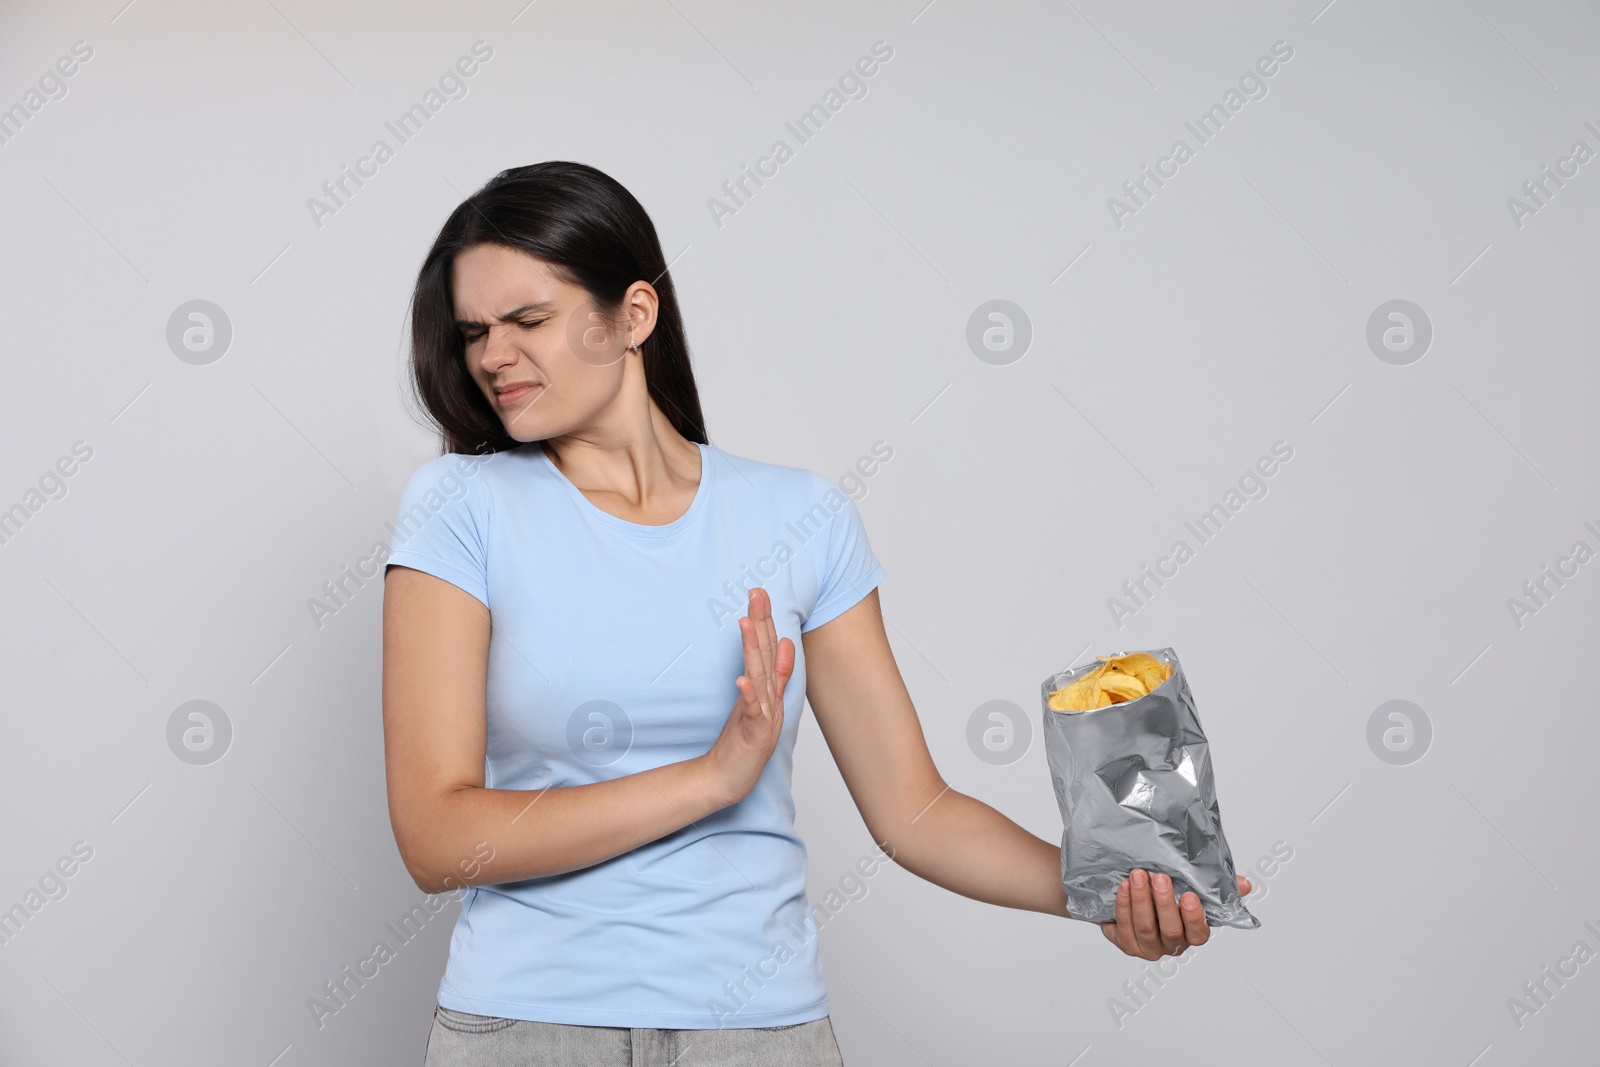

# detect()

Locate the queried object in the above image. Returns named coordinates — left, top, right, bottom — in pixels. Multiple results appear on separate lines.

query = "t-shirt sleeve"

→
left=384, top=454, right=492, bottom=609
left=801, top=472, right=886, bottom=634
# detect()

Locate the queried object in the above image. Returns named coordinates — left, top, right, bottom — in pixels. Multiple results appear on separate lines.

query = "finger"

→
left=753, top=589, right=778, bottom=710
left=736, top=620, right=761, bottom=723
left=760, top=587, right=779, bottom=672
left=1100, top=921, right=1117, bottom=944
left=736, top=675, right=761, bottom=735
left=736, top=616, right=750, bottom=677
left=1179, top=891, right=1210, bottom=947
left=773, top=636, right=796, bottom=689
left=739, top=610, right=770, bottom=714
left=1127, top=869, right=1162, bottom=959
left=743, top=594, right=771, bottom=704
left=734, top=675, right=757, bottom=717
left=1238, top=874, right=1253, bottom=897
left=1112, top=878, right=1137, bottom=956
left=735, top=676, right=775, bottom=744
left=754, top=590, right=785, bottom=724
left=737, top=615, right=757, bottom=681
left=1150, top=873, right=1185, bottom=953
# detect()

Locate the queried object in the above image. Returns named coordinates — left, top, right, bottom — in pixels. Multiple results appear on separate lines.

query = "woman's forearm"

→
left=884, top=787, right=1069, bottom=917
left=403, top=755, right=729, bottom=893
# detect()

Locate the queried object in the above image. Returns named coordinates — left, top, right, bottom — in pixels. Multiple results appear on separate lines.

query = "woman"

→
left=382, top=161, right=1251, bottom=1066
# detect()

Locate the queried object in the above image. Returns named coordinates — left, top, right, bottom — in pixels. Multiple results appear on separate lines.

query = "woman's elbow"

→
left=390, top=790, right=499, bottom=895
left=400, top=839, right=498, bottom=896
left=392, top=830, right=447, bottom=895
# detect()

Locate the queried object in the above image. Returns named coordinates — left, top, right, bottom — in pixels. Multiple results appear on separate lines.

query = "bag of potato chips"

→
left=1040, top=647, right=1259, bottom=930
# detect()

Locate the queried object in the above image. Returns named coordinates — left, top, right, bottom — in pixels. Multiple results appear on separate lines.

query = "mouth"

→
left=494, top=382, right=543, bottom=405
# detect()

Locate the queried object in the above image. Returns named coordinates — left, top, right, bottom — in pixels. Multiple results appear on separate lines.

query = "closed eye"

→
left=460, top=319, right=543, bottom=343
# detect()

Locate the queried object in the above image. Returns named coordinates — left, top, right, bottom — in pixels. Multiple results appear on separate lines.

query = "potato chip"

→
left=1098, top=670, right=1146, bottom=702
left=1047, top=676, right=1095, bottom=711
left=1047, top=662, right=1111, bottom=711
left=1113, top=652, right=1172, bottom=693
left=1047, top=652, right=1172, bottom=712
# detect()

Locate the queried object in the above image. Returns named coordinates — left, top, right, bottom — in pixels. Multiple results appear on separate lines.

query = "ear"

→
left=622, top=280, right=660, bottom=349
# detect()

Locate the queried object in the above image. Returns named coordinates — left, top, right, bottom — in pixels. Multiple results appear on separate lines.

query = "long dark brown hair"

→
left=404, top=161, right=707, bottom=456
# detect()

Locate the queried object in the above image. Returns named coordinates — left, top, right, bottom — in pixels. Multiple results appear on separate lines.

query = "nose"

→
left=478, top=323, right=520, bottom=373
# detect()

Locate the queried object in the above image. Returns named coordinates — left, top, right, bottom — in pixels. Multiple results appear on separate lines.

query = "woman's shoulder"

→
left=707, top=443, right=831, bottom=508
left=394, top=445, right=540, bottom=508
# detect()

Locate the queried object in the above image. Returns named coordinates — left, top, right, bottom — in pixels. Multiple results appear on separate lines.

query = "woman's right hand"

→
left=702, top=587, right=795, bottom=807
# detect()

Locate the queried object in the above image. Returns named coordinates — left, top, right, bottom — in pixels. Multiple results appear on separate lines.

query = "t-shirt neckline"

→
left=536, top=440, right=714, bottom=538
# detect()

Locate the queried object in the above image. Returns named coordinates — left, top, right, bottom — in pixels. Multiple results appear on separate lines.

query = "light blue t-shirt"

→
left=384, top=440, right=885, bottom=1029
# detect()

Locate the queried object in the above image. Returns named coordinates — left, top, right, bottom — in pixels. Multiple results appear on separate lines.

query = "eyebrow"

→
left=454, top=301, right=555, bottom=330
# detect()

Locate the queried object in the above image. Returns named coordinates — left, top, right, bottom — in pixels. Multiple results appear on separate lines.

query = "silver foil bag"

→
left=1040, top=647, right=1259, bottom=930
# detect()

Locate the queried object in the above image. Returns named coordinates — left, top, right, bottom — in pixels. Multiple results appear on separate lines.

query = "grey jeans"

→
left=422, top=1005, right=846, bottom=1066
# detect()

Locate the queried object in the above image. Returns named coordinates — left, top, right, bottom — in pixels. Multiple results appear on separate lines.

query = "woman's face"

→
left=451, top=243, right=648, bottom=444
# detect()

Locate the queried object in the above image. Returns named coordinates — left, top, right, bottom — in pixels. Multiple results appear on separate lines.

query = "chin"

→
left=495, top=404, right=549, bottom=443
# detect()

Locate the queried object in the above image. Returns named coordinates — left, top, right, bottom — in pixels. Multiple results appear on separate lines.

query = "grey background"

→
left=2, top=0, right=1596, bottom=1063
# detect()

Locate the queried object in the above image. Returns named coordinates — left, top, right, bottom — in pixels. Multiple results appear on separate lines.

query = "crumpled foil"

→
left=1040, top=647, right=1259, bottom=930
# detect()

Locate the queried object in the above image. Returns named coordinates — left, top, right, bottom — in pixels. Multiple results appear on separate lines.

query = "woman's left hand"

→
left=1099, top=869, right=1253, bottom=959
